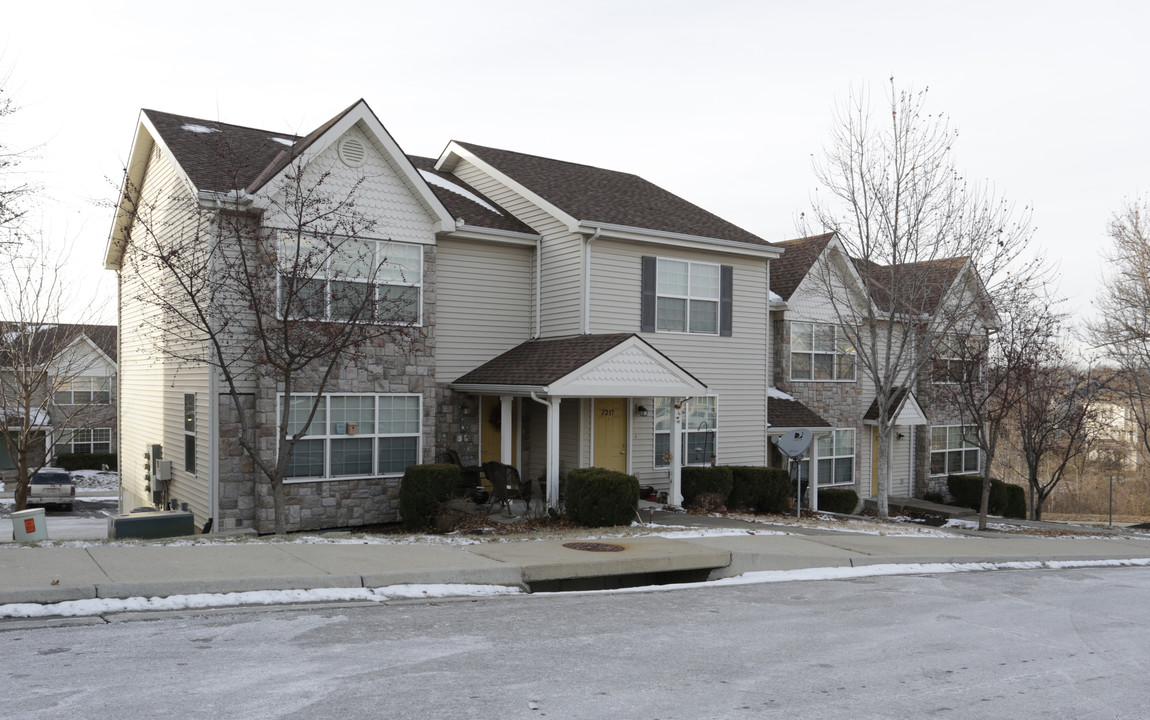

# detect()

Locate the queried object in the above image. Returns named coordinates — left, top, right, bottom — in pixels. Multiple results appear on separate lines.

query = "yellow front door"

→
left=480, top=396, right=517, bottom=464
left=871, top=427, right=880, bottom=497
left=593, top=398, right=628, bottom=473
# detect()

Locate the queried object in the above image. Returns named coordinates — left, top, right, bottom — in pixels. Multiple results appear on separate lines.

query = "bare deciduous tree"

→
left=804, top=79, right=1035, bottom=517
left=116, top=148, right=420, bottom=534
left=1091, top=197, right=1150, bottom=462
left=1013, top=357, right=1105, bottom=520
left=926, top=278, right=1062, bottom=528
left=0, top=73, right=32, bottom=243
left=0, top=237, right=104, bottom=510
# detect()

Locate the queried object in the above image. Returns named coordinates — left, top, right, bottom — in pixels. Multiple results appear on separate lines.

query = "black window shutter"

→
left=720, top=265, right=733, bottom=336
left=641, top=256, right=656, bottom=332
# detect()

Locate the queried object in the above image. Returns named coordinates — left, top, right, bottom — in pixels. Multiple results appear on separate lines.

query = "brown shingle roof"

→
left=0, top=323, right=116, bottom=365
left=407, top=156, right=535, bottom=235
left=862, top=388, right=911, bottom=421
left=768, top=398, right=831, bottom=429
left=455, top=141, right=777, bottom=247
left=143, top=109, right=304, bottom=194
left=454, top=334, right=643, bottom=386
left=770, top=233, right=835, bottom=301
left=854, top=256, right=968, bottom=315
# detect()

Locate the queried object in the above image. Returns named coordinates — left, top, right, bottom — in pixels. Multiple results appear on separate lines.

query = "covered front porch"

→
left=451, top=334, right=709, bottom=508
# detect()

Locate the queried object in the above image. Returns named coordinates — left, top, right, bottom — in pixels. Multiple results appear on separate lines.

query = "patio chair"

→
left=482, top=461, right=529, bottom=516
left=442, top=448, right=482, bottom=498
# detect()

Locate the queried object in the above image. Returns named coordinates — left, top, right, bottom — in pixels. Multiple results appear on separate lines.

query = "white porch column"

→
left=670, top=400, right=683, bottom=506
left=809, top=433, right=819, bottom=512
left=500, top=394, right=513, bottom=465
left=547, top=398, right=561, bottom=508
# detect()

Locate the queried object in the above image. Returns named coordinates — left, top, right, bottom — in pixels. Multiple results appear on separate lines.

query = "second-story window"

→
left=933, top=335, right=981, bottom=384
left=656, top=259, right=720, bottom=334
left=54, top=377, right=111, bottom=405
left=277, top=234, right=422, bottom=325
left=790, top=323, right=855, bottom=381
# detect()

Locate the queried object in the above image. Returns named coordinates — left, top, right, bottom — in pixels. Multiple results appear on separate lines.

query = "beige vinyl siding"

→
left=117, top=146, right=212, bottom=522
left=588, top=240, right=771, bottom=470
left=435, top=237, right=533, bottom=383
left=264, top=126, right=437, bottom=249
left=451, top=160, right=583, bottom=337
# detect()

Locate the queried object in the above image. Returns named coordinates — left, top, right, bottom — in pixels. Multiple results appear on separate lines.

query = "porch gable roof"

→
left=767, top=398, right=832, bottom=430
left=451, top=333, right=707, bottom=398
left=863, top=388, right=928, bottom=426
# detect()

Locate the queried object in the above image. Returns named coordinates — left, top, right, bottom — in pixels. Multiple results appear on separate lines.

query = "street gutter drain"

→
left=562, top=541, right=625, bottom=552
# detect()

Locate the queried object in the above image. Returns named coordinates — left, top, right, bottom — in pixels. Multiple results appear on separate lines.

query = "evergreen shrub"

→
left=681, top=466, right=734, bottom=508
left=399, top=464, right=460, bottom=530
left=947, top=475, right=1027, bottom=519
left=565, top=467, right=639, bottom=527
left=726, top=466, right=791, bottom=513
left=55, top=453, right=118, bottom=471
left=818, top=487, right=859, bottom=514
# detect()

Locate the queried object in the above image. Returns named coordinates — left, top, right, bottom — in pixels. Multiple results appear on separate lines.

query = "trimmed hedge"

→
left=565, top=467, right=639, bottom=527
left=681, top=466, right=734, bottom=508
left=55, top=453, right=118, bottom=471
left=399, top=464, right=461, bottom=530
left=818, top=488, right=859, bottom=514
left=946, top=475, right=1026, bottom=519
left=726, top=466, right=792, bottom=514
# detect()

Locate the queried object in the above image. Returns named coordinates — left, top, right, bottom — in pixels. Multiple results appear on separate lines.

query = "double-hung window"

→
left=277, top=233, right=422, bottom=325
left=56, top=427, right=112, bottom=455
left=184, top=393, right=197, bottom=474
left=930, top=425, right=980, bottom=475
left=656, top=259, right=720, bottom=334
left=654, top=396, right=718, bottom=467
left=282, top=394, right=422, bottom=480
left=790, top=323, right=855, bottom=381
left=933, top=335, right=981, bottom=384
left=797, top=429, right=855, bottom=486
left=54, top=377, right=111, bottom=405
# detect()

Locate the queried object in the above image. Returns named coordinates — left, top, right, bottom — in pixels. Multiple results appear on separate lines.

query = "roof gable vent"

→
left=338, top=136, right=367, bottom=168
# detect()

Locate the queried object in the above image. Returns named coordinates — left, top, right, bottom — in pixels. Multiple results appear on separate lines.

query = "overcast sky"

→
left=3, top=0, right=1147, bottom=326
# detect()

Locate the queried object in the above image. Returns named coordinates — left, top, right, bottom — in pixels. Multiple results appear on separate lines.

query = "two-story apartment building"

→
left=0, top=323, right=117, bottom=481
left=106, top=100, right=801, bottom=533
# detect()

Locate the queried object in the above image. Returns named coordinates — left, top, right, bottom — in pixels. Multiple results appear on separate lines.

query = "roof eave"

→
left=577, top=221, right=782, bottom=259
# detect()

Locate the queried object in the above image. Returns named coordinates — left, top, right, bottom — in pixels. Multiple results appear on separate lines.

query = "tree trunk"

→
left=272, top=476, right=286, bottom=535
left=978, top=477, right=991, bottom=531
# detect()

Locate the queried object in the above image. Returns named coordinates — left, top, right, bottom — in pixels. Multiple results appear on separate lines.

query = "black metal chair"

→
left=482, top=461, right=530, bottom=516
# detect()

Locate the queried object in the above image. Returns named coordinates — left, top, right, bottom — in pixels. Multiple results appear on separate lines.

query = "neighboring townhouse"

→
left=0, top=323, right=118, bottom=479
left=106, top=100, right=793, bottom=533
left=768, top=233, right=986, bottom=508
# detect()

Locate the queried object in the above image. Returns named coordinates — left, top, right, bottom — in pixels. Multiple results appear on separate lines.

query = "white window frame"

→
left=279, top=393, right=423, bottom=482
left=184, top=393, right=197, bottom=475
left=933, top=335, right=982, bottom=384
left=655, top=258, right=721, bottom=335
left=930, top=425, right=981, bottom=476
left=53, top=376, right=112, bottom=405
left=56, top=427, right=112, bottom=455
left=276, top=234, right=423, bottom=326
left=654, top=396, right=718, bottom=467
left=802, top=428, right=855, bottom=486
left=790, top=322, right=856, bottom=381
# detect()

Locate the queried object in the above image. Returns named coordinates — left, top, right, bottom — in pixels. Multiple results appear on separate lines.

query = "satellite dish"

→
left=773, top=429, right=812, bottom=458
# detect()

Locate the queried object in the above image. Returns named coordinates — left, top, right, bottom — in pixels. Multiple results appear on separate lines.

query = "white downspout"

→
left=583, top=227, right=601, bottom=335
left=207, top=202, right=222, bottom=532
left=534, top=235, right=542, bottom=338
left=530, top=391, right=561, bottom=508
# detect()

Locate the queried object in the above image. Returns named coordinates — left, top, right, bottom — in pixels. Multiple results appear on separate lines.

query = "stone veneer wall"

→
left=215, top=247, right=439, bottom=534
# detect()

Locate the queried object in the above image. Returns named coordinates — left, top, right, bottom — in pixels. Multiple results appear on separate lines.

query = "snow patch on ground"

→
left=0, top=584, right=522, bottom=619
left=71, top=470, right=119, bottom=491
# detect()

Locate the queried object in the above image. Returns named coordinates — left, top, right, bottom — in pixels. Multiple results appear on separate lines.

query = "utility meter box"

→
left=11, top=508, right=48, bottom=542
left=155, top=459, right=173, bottom=482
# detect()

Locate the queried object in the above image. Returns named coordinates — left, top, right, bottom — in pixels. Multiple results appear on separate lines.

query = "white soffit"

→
left=547, top=339, right=706, bottom=398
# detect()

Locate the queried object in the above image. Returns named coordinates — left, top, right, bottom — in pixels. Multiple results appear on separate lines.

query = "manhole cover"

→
left=562, top=541, right=625, bottom=552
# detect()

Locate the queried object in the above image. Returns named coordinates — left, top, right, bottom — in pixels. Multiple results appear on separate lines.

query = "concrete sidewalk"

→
left=3, top=513, right=1150, bottom=607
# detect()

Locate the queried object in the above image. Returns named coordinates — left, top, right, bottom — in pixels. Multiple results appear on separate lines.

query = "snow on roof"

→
left=269, top=137, right=295, bottom=146
left=1, top=407, right=51, bottom=426
left=770, top=290, right=784, bottom=303
left=767, top=386, right=795, bottom=401
left=181, top=124, right=220, bottom=134
left=418, top=169, right=503, bottom=216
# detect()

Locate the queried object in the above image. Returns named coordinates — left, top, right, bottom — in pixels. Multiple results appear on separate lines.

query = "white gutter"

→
left=576, top=221, right=783, bottom=258
left=583, top=226, right=601, bottom=335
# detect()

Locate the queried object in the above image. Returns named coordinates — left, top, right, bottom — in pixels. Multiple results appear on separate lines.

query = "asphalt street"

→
left=4, top=565, right=1148, bottom=719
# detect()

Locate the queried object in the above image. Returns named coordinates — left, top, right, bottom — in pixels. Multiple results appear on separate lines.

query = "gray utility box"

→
left=108, top=511, right=195, bottom=540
